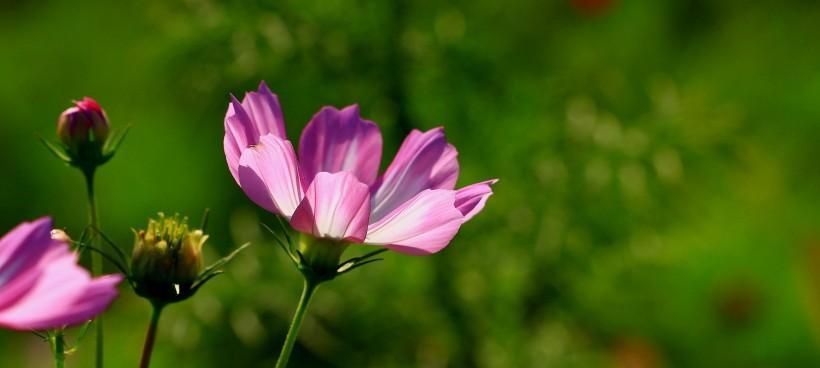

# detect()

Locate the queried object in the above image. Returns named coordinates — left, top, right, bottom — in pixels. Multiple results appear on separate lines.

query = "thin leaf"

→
left=78, top=226, right=92, bottom=244
left=63, top=319, right=92, bottom=355
left=74, top=320, right=93, bottom=346
left=336, top=261, right=355, bottom=273
left=76, top=243, right=130, bottom=277
left=38, top=136, right=72, bottom=163
left=261, top=222, right=298, bottom=265
left=190, top=271, right=223, bottom=294
left=103, top=125, right=131, bottom=156
left=338, top=258, right=384, bottom=276
left=68, top=226, right=92, bottom=255
left=198, top=242, right=250, bottom=281
left=31, top=331, right=48, bottom=340
left=200, top=208, right=211, bottom=232
left=89, top=226, right=129, bottom=269
left=272, top=234, right=298, bottom=265
left=295, top=250, right=308, bottom=267
left=340, top=248, right=388, bottom=267
left=274, top=216, right=293, bottom=246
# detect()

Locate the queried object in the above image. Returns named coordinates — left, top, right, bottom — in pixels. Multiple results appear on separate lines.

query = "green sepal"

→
left=39, top=136, right=72, bottom=163
left=197, top=242, right=251, bottom=282
left=102, top=125, right=130, bottom=159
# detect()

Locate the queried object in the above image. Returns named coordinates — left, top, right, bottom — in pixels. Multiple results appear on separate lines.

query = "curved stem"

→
left=51, top=331, right=65, bottom=368
left=84, top=168, right=104, bottom=368
left=140, top=304, right=164, bottom=368
left=275, top=278, right=319, bottom=368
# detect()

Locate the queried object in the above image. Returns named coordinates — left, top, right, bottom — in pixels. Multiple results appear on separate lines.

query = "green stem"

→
left=83, top=168, right=104, bottom=368
left=51, top=331, right=65, bottom=368
left=139, top=304, right=164, bottom=368
left=275, top=278, right=319, bottom=368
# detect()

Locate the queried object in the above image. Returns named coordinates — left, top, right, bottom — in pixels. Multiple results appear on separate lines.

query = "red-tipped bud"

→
left=56, top=97, right=110, bottom=148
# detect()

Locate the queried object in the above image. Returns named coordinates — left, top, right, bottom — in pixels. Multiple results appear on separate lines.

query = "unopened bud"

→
left=50, top=229, right=71, bottom=243
left=131, top=213, right=207, bottom=303
left=56, top=97, right=110, bottom=149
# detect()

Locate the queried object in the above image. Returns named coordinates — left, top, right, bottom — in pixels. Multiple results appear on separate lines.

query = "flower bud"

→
left=131, top=213, right=207, bottom=303
left=175, top=229, right=207, bottom=285
left=56, top=97, right=109, bottom=149
left=50, top=229, right=72, bottom=243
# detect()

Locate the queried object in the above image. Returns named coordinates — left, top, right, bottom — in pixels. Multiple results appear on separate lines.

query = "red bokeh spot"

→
left=571, top=0, right=616, bottom=16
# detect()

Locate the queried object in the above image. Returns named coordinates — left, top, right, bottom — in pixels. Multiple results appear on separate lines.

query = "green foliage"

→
left=1, top=0, right=820, bottom=366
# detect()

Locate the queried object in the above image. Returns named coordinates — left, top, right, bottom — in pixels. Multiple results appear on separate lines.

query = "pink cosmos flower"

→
left=225, top=82, right=496, bottom=255
left=0, top=217, right=122, bottom=330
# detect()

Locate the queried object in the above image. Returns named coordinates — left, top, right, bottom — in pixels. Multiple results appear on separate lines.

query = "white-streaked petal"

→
left=365, top=189, right=463, bottom=255
left=290, top=172, right=371, bottom=242
left=238, top=134, right=304, bottom=218
left=298, top=105, right=382, bottom=187
left=224, top=81, right=287, bottom=183
left=370, top=128, right=459, bottom=222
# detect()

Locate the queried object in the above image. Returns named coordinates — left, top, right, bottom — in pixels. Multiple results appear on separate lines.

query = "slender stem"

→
left=51, top=331, right=65, bottom=368
left=83, top=168, right=104, bottom=368
left=275, top=278, right=319, bottom=368
left=140, top=304, right=164, bottom=368
left=84, top=168, right=101, bottom=275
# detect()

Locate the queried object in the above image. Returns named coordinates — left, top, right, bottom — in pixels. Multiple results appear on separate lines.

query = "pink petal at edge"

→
left=0, top=218, right=122, bottom=330
left=0, top=218, right=53, bottom=290
left=0, top=269, right=121, bottom=330
left=455, top=179, right=498, bottom=222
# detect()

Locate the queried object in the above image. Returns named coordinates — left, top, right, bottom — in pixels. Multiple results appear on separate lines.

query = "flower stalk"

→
left=266, top=222, right=388, bottom=368
left=41, top=97, right=130, bottom=368
left=275, top=278, right=319, bottom=368
left=139, top=303, right=164, bottom=368
left=51, top=331, right=66, bottom=368
left=83, top=167, right=105, bottom=368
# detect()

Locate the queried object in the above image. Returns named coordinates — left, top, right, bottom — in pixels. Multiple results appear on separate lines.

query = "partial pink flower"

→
left=0, top=217, right=122, bottom=331
left=225, top=83, right=496, bottom=255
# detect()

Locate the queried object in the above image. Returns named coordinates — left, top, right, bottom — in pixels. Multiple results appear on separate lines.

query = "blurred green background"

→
left=2, top=0, right=820, bottom=367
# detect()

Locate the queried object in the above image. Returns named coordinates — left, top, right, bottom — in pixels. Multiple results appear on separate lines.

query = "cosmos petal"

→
left=0, top=218, right=122, bottom=331
left=365, top=189, right=463, bottom=255
left=290, top=172, right=371, bottom=242
left=298, top=105, right=382, bottom=187
left=370, top=128, right=459, bottom=222
left=455, top=179, right=498, bottom=222
left=224, top=81, right=287, bottom=183
left=238, top=134, right=305, bottom=218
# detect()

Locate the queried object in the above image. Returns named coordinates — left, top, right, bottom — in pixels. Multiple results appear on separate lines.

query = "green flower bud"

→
left=297, top=234, right=349, bottom=281
left=131, top=213, right=207, bottom=304
left=176, top=229, right=207, bottom=284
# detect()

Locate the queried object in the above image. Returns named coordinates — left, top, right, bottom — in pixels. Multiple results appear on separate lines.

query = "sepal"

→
left=263, top=217, right=386, bottom=283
